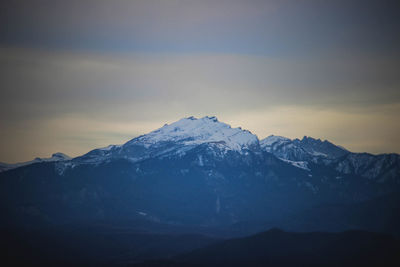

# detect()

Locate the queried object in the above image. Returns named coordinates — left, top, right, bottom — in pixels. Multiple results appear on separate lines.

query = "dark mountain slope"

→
left=1, top=116, right=399, bottom=235
left=280, top=192, right=400, bottom=236
left=0, top=224, right=219, bottom=266
left=168, top=229, right=400, bottom=267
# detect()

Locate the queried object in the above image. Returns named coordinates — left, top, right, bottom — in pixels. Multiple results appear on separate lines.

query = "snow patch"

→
left=279, top=158, right=310, bottom=171
left=260, top=135, right=291, bottom=147
left=198, top=155, right=204, bottom=166
left=127, top=116, right=258, bottom=153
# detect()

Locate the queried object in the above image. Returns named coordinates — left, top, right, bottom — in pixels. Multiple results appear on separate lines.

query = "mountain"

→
left=167, top=229, right=400, bottom=267
left=0, top=152, right=70, bottom=172
left=279, top=192, right=400, bottom=235
left=261, top=134, right=400, bottom=183
left=69, top=116, right=258, bottom=166
left=261, top=135, right=349, bottom=162
left=1, top=224, right=220, bottom=265
left=0, top=116, right=399, bottom=236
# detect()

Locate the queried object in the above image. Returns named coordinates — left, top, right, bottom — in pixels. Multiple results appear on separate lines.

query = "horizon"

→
left=1, top=0, right=400, bottom=162
left=1, top=114, right=392, bottom=164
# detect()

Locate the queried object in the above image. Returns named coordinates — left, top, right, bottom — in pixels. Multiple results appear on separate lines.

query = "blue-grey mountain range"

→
left=1, top=116, right=399, bottom=236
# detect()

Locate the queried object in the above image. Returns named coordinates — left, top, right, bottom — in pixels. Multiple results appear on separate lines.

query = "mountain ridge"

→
left=1, top=115, right=399, bottom=233
left=1, top=116, right=397, bottom=173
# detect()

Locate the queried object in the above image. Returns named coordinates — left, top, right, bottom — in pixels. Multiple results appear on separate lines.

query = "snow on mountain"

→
left=261, top=134, right=399, bottom=181
left=260, top=135, right=313, bottom=170
left=260, top=135, right=291, bottom=150
left=71, top=116, right=259, bottom=166
left=261, top=135, right=348, bottom=161
left=334, top=152, right=400, bottom=181
left=260, top=135, right=310, bottom=163
left=2, top=116, right=398, bottom=180
left=72, top=144, right=122, bottom=164
left=294, top=136, right=348, bottom=159
left=279, top=158, right=310, bottom=171
left=126, top=116, right=258, bottom=152
left=260, top=135, right=355, bottom=172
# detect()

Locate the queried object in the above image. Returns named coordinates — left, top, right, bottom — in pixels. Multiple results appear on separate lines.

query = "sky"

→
left=1, top=0, right=400, bottom=163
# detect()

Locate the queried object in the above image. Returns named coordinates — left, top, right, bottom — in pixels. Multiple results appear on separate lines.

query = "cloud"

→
left=1, top=47, right=399, bottom=119
left=1, top=47, right=399, bottom=162
left=2, top=0, right=399, bottom=55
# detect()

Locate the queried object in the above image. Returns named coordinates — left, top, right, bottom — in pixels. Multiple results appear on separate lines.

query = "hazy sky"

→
left=1, top=0, right=400, bottom=163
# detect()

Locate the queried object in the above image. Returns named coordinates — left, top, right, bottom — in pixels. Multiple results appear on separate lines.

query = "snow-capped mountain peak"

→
left=2, top=116, right=399, bottom=185
left=294, top=136, right=349, bottom=159
left=126, top=116, right=259, bottom=151
left=260, top=135, right=291, bottom=149
left=72, top=116, right=260, bottom=166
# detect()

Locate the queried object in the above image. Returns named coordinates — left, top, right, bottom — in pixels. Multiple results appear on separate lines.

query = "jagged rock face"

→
left=0, top=116, right=399, bottom=229
left=260, top=134, right=400, bottom=183
left=261, top=135, right=348, bottom=161
left=332, top=153, right=400, bottom=182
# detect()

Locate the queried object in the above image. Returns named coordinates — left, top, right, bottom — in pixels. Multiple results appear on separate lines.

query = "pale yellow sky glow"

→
left=1, top=103, right=399, bottom=163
